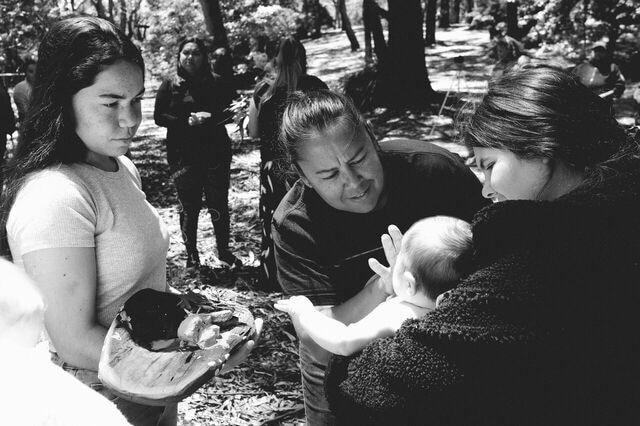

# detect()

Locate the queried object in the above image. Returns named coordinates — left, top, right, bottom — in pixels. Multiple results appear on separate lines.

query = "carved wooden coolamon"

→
left=98, top=289, right=254, bottom=406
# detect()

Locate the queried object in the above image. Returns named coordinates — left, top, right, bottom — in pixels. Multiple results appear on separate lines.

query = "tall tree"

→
left=424, top=0, right=437, bottom=46
left=439, top=0, right=450, bottom=28
left=338, top=0, right=360, bottom=51
left=90, top=0, right=108, bottom=18
left=465, top=0, right=474, bottom=13
left=376, top=0, right=436, bottom=107
left=505, top=0, right=518, bottom=38
left=363, top=0, right=387, bottom=64
left=198, top=0, right=228, bottom=48
left=451, top=0, right=461, bottom=24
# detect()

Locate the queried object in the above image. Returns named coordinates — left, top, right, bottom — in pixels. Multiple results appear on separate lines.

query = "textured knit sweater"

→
left=325, top=158, right=640, bottom=426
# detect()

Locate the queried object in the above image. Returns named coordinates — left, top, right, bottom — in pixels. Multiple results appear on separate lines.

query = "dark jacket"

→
left=0, top=84, right=15, bottom=158
left=0, top=84, right=15, bottom=134
left=154, top=73, right=235, bottom=171
left=326, top=159, right=640, bottom=425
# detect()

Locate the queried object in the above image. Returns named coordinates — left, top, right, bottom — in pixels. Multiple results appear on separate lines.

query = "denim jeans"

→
left=299, top=338, right=337, bottom=426
left=51, top=353, right=176, bottom=426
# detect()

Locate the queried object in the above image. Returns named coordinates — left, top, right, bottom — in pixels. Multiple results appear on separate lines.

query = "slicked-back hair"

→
left=279, top=89, right=377, bottom=167
left=402, top=216, right=474, bottom=301
left=462, top=64, right=639, bottom=186
left=1, top=16, right=144, bottom=253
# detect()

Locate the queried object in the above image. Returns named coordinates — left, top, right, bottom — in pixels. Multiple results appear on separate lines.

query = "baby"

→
left=275, top=216, right=473, bottom=356
left=0, top=259, right=132, bottom=426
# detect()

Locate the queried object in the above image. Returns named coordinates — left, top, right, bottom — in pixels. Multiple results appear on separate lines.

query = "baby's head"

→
left=392, top=216, right=473, bottom=304
left=0, top=259, right=45, bottom=348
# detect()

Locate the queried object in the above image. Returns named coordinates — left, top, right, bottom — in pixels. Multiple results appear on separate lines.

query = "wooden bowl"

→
left=98, top=289, right=254, bottom=406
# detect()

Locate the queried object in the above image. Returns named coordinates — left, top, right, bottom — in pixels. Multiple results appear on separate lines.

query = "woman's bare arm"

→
left=22, top=247, right=107, bottom=370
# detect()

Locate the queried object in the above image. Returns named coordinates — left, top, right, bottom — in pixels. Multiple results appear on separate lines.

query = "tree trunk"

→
left=376, top=0, right=435, bottom=107
left=198, top=0, right=228, bottom=49
left=466, top=0, right=474, bottom=13
left=506, top=0, right=518, bottom=39
left=363, top=0, right=387, bottom=65
left=439, top=0, right=450, bottom=28
left=118, top=0, right=127, bottom=33
left=363, top=0, right=373, bottom=65
left=424, top=0, right=437, bottom=46
left=91, top=0, right=107, bottom=19
left=606, top=23, right=619, bottom=54
left=338, top=0, right=360, bottom=51
left=451, top=0, right=461, bottom=24
left=333, top=0, right=341, bottom=28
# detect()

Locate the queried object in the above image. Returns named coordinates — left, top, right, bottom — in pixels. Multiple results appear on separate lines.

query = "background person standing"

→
left=573, top=42, right=626, bottom=100
left=154, top=38, right=240, bottom=269
left=12, top=56, right=36, bottom=124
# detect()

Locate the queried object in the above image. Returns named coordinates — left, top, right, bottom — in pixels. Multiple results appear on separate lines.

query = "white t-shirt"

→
left=7, top=156, right=169, bottom=327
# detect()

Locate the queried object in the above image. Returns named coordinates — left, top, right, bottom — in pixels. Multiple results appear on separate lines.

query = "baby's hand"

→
left=368, top=224, right=403, bottom=296
left=274, top=296, right=315, bottom=318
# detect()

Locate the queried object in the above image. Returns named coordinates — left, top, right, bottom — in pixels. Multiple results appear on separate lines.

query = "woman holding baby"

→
left=274, top=66, right=640, bottom=424
left=154, top=37, right=240, bottom=269
left=323, top=65, right=640, bottom=424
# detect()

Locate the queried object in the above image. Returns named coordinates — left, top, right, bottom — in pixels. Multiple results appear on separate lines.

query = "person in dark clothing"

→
left=154, top=38, right=240, bottom=269
left=325, top=65, right=640, bottom=425
left=272, top=90, right=489, bottom=426
left=0, top=82, right=16, bottom=191
left=247, top=37, right=327, bottom=291
left=573, top=42, right=626, bottom=99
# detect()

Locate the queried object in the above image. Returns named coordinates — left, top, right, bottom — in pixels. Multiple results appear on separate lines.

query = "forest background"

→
left=1, top=0, right=640, bottom=425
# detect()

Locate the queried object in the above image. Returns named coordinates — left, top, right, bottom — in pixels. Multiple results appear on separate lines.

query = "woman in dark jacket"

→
left=247, top=37, right=327, bottom=290
left=325, top=65, right=640, bottom=425
left=154, top=38, right=240, bottom=268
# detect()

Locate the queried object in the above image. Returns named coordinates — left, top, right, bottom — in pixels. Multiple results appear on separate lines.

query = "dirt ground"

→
left=123, top=24, right=639, bottom=426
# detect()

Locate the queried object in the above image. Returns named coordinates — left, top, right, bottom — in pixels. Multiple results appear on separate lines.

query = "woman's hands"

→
left=188, top=111, right=211, bottom=126
left=368, top=225, right=403, bottom=296
left=218, top=317, right=264, bottom=375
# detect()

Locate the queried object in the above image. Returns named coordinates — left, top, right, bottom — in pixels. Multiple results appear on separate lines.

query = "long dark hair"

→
left=261, top=37, right=307, bottom=105
left=176, top=37, right=211, bottom=81
left=462, top=64, right=639, bottom=186
left=1, top=16, right=144, bottom=252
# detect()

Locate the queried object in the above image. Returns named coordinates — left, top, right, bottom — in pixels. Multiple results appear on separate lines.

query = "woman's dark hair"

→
left=462, top=64, right=639, bottom=185
left=262, top=37, right=307, bottom=105
left=279, top=89, right=377, bottom=167
left=176, top=37, right=211, bottom=80
left=1, top=16, right=145, bottom=253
